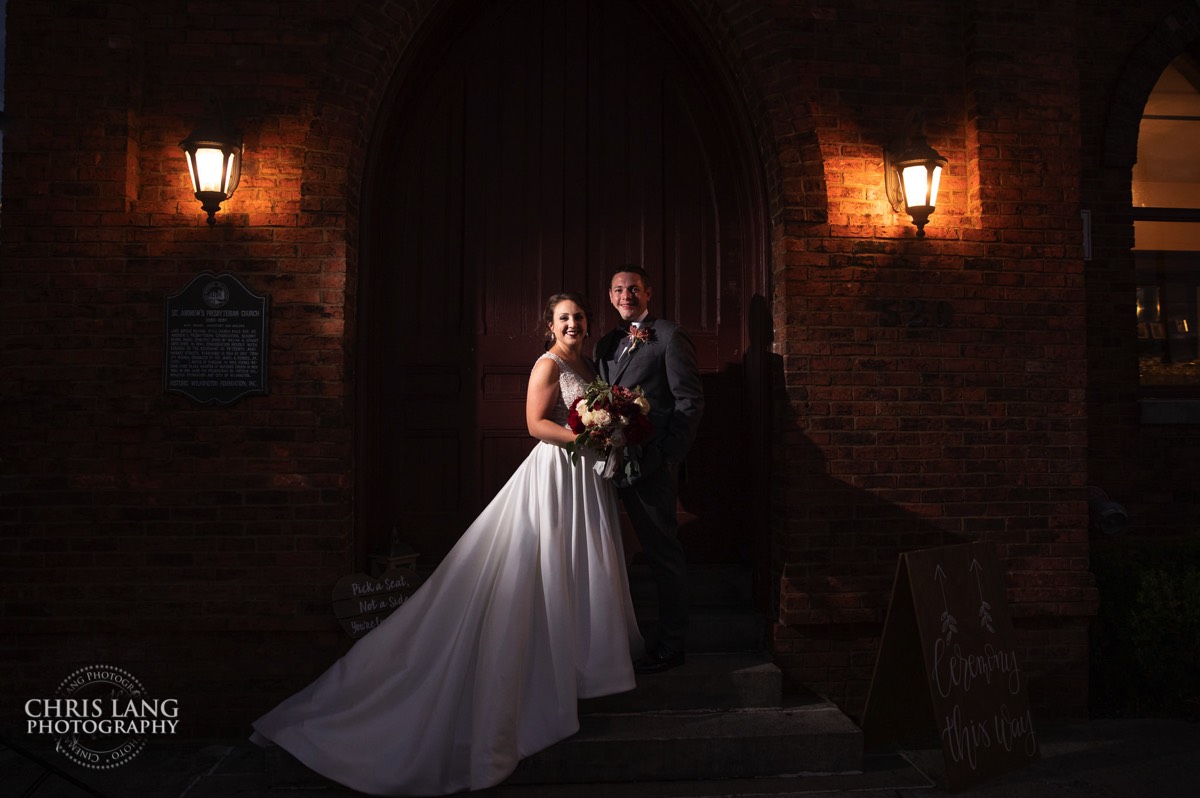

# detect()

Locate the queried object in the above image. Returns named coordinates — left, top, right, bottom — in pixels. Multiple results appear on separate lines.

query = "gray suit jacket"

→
left=595, top=316, right=704, bottom=469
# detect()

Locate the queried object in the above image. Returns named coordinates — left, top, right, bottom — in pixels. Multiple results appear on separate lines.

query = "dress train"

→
left=252, top=355, right=642, bottom=796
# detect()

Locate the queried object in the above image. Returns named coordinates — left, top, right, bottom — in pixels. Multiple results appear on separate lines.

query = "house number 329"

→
left=879, top=299, right=954, bottom=328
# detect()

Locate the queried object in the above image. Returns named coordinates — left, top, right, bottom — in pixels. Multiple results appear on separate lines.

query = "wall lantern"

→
left=885, top=137, right=947, bottom=238
left=179, top=100, right=242, bottom=226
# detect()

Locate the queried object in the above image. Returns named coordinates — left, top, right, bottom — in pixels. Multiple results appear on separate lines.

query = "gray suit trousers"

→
left=618, top=462, right=687, bottom=653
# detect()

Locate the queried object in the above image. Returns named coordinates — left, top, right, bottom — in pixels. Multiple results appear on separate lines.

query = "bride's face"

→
left=550, top=300, right=588, bottom=348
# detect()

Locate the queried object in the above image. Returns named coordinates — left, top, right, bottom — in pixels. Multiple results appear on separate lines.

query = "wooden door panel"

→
left=481, top=432, right=538, bottom=504
left=375, top=53, right=474, bottom=558
left=478, top=365, right=534, bottom=503
left=584, top=3, right=665, bottom=285
left=367, top=0, right=762, bottom=565
left=665, top=91, right=721, bottom=337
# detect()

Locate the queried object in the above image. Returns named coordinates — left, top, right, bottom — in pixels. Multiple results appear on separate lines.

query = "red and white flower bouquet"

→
left=566, top=379, right=653, bottom=480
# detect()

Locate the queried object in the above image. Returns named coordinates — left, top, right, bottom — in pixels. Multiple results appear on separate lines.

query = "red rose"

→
left=626, top=412, right=653, bottom=444
left=567, top=397, right=585, bottom=433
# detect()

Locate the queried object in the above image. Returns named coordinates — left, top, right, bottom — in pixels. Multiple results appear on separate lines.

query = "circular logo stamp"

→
left=52, top=666, right=148, bottom=770
left=25, top=664, right=180, bottom=770
left=202, top=280, right=230, bottom=308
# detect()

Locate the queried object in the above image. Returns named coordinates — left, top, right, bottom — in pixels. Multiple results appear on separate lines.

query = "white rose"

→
left=590, top=409, right=612, bottom=427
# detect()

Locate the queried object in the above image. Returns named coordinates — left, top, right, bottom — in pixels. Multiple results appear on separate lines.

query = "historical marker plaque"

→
left=165, top=273, right=269, bottom=405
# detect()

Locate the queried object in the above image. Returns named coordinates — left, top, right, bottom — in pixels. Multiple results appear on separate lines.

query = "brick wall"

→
left=1, top=0, right=1188, bottom=734
left=746, top=0, right=1103, bottom=718
left=0, top=0, right=426, bottom=734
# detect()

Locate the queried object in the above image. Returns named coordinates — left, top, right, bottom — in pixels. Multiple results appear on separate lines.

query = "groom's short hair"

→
left=609, top=263, right=652, bottom=290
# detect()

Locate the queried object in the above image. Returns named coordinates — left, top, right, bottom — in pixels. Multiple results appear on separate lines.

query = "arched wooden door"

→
left=359, top=0, right=767, bottom=569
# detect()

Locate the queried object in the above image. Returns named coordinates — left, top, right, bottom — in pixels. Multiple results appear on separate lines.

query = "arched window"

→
left=1, top=0, right=7, bottom=207
left=1134, top=55, right=1200, bottom=391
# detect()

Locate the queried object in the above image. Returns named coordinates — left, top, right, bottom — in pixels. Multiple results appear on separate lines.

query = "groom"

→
left=596, top=264, right=704, bottom=674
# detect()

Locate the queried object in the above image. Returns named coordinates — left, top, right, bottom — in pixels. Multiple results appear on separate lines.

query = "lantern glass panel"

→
left=224, top=153, right=239, bottom=193
left=194, top=147, right=229, bottom=193
left=901, top=162, right=941, bottom=208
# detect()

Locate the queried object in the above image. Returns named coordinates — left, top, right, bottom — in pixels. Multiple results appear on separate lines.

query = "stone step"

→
left=580, top=652, right=783, bottom=713
left=628, top=561, right=767, bottom=651
left=628, top=562, right=755, bottom=608
left=198, top=743, right=926, bottom=797
left=262, top=703, right=864, bottom=792
left=484, top=751, right=929, bottom=797
left=635, top=605, right=768, bottom=652
left=507, top=695, right=864, bottom=785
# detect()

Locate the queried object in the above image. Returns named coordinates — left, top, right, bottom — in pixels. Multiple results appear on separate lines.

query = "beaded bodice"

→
left=538, top=352, right=589, bottom=426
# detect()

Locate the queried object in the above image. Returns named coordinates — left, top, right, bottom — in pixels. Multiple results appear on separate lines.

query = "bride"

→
left=251, top=292, right=644, bottom=796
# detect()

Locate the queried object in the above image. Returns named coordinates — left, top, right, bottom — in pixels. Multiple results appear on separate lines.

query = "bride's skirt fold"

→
left=251, top=442, right=643, bottom=796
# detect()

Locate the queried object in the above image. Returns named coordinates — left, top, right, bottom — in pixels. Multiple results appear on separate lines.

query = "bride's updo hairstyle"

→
left=541, top=291, right=591, bottom=350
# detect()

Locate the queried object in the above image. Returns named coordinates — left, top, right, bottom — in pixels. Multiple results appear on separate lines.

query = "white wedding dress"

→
left=251, top=352, right=643, bottom=796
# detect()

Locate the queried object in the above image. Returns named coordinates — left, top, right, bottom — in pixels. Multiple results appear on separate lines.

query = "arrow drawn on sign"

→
left=970, top=558, right=995, bottom=633
left=934, top=564, right=958, bottom=642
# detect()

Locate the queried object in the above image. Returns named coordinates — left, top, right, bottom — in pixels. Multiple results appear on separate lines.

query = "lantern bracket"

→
left=884, top=127, right=947, bottom=238
left=179, top=96, right=243, bottom=226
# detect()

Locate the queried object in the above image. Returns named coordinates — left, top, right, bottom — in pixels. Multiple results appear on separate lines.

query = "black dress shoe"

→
left=634, top=648, right=685, bottom=674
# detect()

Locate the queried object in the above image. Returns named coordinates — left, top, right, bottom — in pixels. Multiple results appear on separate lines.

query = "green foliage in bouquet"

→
left=565, top=378, right=653, bottom=480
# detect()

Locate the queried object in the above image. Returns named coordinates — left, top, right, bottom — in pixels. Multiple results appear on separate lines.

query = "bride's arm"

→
left=526, top=358, right=576, bottom=446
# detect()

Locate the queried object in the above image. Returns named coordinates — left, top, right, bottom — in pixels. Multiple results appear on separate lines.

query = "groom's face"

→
left=609, top=272, right=652, bottom=323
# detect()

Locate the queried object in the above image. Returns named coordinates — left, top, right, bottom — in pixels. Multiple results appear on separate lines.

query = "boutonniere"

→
left=627, top=325, right=652, bottom=352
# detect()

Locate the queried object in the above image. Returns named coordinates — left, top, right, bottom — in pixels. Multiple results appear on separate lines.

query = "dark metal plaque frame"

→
left=164, top=272, right=269, bottom=405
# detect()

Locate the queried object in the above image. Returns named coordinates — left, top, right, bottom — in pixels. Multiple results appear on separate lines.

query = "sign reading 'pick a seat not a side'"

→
left=331, top=568, right=423, bottom=639
left=862, top=541, right=1039, bottom=791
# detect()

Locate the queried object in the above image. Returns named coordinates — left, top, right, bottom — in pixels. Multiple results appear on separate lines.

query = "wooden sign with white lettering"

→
left=331, top=568, right=423, bottom=639
left=862, top=542, right=1038, bottom=791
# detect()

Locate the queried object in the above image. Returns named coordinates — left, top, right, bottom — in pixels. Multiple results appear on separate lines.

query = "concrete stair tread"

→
left=181, top=745, right=926, bottom=797
left=581, top=652, right=782, bottom=712
left=629, top=560, right=767, bottom=651
left=628, top=562, right=756, bottom=608
left=628, top=650, right=777, bottom=675
left=489, top=752, right=929, bottom=796
left=509, top=699, right=864, bottom=783
left=572, top=703, right=861, bottom=740
left=262, top=560, right=864, bottom=789
left=635, top=607, right=768, bottom=651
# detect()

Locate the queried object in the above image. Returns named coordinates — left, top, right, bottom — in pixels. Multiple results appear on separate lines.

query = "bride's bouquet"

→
left=566, top=379, right=653, bottom=480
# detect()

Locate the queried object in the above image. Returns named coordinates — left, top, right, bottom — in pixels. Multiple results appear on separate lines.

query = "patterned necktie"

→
left=618, top=322, right=639, bottom=361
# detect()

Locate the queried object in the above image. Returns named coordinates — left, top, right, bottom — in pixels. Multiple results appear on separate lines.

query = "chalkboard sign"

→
left=331, top=568, right=423, bottom=639
left=164, top=273, right=268, bottom=405
left=862, top=542, right=1038, bottom=791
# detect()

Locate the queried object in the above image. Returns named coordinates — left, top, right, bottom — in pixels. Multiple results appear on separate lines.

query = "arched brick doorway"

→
left=356, top=0, right=769, bottom=589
